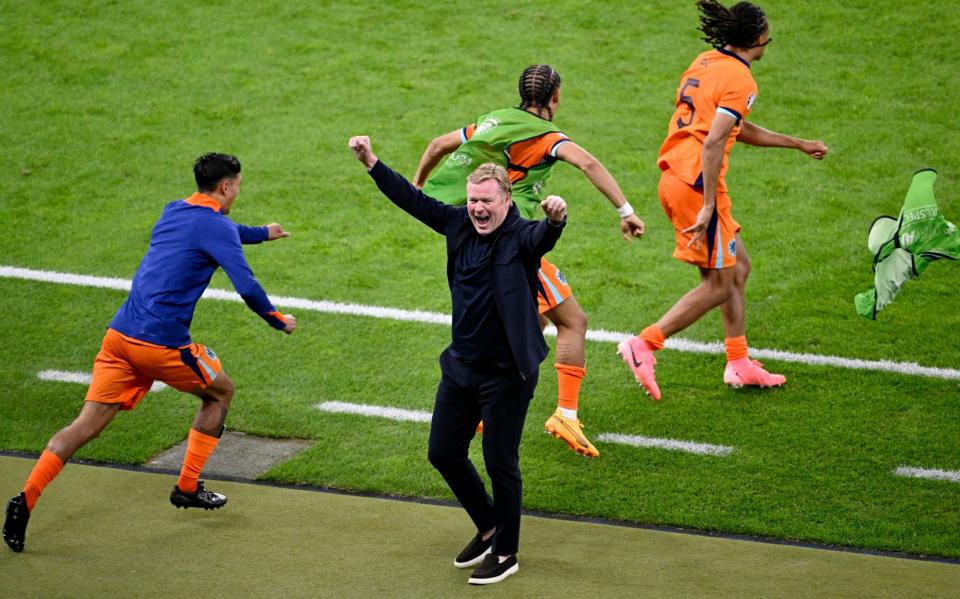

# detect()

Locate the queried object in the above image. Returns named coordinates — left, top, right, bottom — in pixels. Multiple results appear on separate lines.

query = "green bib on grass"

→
left=423, top=107, right=562, bottom=219
left=855, top=168, right=960, bottom=319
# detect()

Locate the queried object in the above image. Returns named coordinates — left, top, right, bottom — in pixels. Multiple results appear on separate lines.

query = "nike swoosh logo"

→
left=554, top=417, right=589, bottom=448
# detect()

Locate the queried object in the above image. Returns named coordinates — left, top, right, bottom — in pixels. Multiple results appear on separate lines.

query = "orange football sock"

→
left=23, top=450, right=65, bottom=511
left=177, top=428, right=220, bottom=493
left=725, top=335, right=749, bottom=362
left=555, top=363, right=586, bottom=411
left=640, top=324, right=666, bottom=351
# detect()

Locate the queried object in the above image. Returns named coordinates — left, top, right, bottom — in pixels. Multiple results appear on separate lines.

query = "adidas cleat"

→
left=617, top=337, right=662, bottom=400
left=3, top=492, right=29, bottom=553
left=170, top=481, right=227, bottom=510
left=544, top=410, right=599, bottom=458
left=723, top=358, right=786, bottom=389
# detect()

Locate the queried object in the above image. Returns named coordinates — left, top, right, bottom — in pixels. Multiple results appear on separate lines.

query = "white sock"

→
left=559, top=407, right=577, bottom=420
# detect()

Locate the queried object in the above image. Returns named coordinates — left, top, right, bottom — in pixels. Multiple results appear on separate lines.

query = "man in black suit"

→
left=349, top=135, right=567, bottom=585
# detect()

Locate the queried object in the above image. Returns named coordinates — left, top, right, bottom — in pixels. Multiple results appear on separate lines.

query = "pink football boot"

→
left=723, top=358, right=786, bottom=389
left=617, top=337, right=662, bottom=400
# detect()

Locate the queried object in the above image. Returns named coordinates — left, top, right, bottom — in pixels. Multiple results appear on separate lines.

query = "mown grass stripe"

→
left=5, top=264, right=958, bottom=381
left=595, top=433, right=735, bottom=457
left=37, top=369, right=168, bottom=392
left=893, top=466, right=960, bottom=483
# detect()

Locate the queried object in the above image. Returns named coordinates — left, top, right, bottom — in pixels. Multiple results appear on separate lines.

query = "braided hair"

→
left=518, top=64, right=561, bottom=121
left=696, top=0, right=768, bottom=49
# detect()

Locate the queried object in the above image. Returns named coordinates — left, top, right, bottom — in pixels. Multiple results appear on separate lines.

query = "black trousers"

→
left=427, top=349, right=538, bottom=556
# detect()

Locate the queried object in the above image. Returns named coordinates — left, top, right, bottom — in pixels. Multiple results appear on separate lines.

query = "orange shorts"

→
left=658, top=169, right=740, bottom=269
left=536, top=257, right=572, bottom=314
left=85, top=328, right=223, bottom=410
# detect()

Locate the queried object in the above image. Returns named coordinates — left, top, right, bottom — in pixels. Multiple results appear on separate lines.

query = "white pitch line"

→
left=596, top=433, right=734, bottom=457
left=893, top=466, right=960, bottom=483
left=315, top=401, right=732, bottom=458
left=4, top=264, right=958, bottom=380
left=37, top=369, right=168, bottom=392
left=316, top=401, right=432, bottom=423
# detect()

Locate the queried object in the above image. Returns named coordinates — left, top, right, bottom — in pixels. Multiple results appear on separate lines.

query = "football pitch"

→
left=1, top=0, right=958, bottom=591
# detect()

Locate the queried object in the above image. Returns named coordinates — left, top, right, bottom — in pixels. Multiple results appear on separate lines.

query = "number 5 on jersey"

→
left=676, top=78, right=700, bottom=129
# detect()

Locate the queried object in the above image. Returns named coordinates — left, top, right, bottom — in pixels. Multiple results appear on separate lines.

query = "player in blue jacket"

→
left=4, top=153, right=296, bottom=553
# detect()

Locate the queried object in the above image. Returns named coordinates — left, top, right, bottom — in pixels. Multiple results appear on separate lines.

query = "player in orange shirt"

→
left=618, top=0, right=828, bottom=399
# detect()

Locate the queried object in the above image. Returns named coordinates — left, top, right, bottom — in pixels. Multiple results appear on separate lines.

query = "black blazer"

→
left=368, top=160, right=566, bottom=379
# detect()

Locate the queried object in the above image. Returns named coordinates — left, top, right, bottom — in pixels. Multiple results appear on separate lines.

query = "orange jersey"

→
left=462, top=123, right=570, bottom=184
left=657, top=49, right=758, bottom=192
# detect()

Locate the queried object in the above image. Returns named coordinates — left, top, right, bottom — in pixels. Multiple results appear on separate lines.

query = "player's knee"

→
left=221, top=376, right=235, bottom=402
left=702, top=278, right=733, bottom=304
left=207, top=374, right=234, bottom=404
left=568, top=306, right=588, bottom=335
left=735, top=257, right=751, bottom=286
left=551, top=303, right=588, bottom=335
left=427, top=445, right=453, bottom=471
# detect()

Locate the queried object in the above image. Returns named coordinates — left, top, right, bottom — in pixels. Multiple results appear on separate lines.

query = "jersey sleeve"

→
left=236, top=223, right=269, bottom=244
left=461, top=123, right=477, bottom=143
left=716, top=75, right=758, bottom=125
left=545, top=131, right=571, bottom=157
left=199, top=218, right=287, bottom=331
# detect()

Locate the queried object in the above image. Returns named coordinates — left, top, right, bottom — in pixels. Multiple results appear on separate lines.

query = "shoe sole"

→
left=3, top=533, right=24, bottom=553
left=726, top=382, right=785, bottom=389
left=543, top=428, right=598, bottom=458
left=454, top=546, right=491, bottom=569
left=468, top=563, right=519, bottom=585
left=171, top=502, right=226, bottom=510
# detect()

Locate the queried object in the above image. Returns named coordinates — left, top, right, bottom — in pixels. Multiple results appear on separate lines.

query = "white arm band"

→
left=617, top=202, right=634, bottom=218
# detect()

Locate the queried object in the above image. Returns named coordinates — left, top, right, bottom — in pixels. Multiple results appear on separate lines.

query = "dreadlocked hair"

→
left=518, top=64, right=561, bottom=121
left=696, top=0, right=768, bottom=49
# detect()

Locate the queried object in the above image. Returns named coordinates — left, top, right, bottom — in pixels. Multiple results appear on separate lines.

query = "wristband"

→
left=617, top=202, right=634, bottom=218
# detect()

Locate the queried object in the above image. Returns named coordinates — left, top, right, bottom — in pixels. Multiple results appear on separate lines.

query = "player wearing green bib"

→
left=413, top=64, right=646, bottom=458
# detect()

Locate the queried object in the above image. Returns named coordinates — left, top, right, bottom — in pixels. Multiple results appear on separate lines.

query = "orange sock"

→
left=23, top=450, right=65, bottom=511
left=640, top=324, right=666, bottom=351
left=555, top=363, right=586, bottom=411
left=177, top=429, right=220, bottom=493
left=725, top=335, right=749, bottom=362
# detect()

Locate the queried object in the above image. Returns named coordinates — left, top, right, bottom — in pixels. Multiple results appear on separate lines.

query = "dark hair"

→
left=193, top=152, right=241, bottom=192
left=518, top=64, right=561, bottom=121
left=696, top=0, right=768, bottom=49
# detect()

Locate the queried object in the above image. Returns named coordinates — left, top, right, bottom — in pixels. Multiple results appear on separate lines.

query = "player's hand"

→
left=348, top=136, right=378, bottom=170
left=682, top=205, right=713, bottom=249
left=265, top=223, right=289, bottom=241
left=281, top=314, right=297, bottom=335
left=801, top=140, right=829, bottom=160
left=620, top=213, right=645, bottom=241
left=541, top=195, right=567, bottom=224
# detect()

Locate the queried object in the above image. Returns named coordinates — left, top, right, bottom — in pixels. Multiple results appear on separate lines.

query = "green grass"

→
left=1, top=0, right=958, bottom=559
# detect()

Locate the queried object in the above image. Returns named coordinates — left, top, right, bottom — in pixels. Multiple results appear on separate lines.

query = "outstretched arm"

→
left=201, top=223, right=296, bottom=334
left=555, top=142, right=644, bottom=241
left=349, top=135, right=459, bottom=235
left=412, top=129, right=462, bottom=188
left=737, top=120, right=829, bottom=159
left=236, top=223, right=290, bottom=244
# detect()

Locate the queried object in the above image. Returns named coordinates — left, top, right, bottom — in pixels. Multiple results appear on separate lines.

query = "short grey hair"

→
left=467, top=163, right=511, bottom=195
